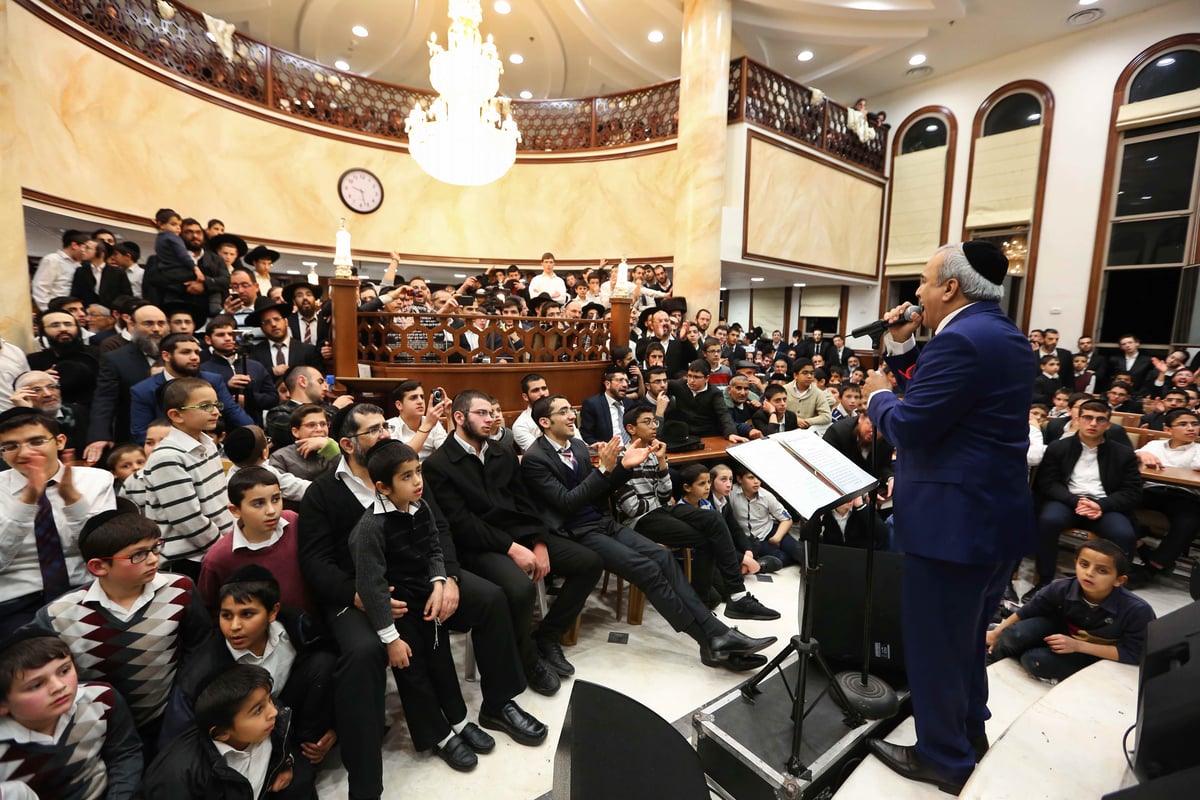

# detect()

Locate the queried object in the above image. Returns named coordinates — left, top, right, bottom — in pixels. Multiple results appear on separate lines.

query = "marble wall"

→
left=744, top=135, right=883, bottom=279
left=9, top=4, right=678, bottom=263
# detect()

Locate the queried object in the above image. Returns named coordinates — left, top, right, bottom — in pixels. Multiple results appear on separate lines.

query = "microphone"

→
left=850, top=305, right=923, bottom=340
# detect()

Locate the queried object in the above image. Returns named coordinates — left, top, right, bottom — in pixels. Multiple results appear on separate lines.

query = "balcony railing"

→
left=27, top=0, right=886, bottom=173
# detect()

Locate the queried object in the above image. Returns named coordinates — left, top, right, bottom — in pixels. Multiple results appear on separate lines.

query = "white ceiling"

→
left=184, top=0, right=1174, bottom=103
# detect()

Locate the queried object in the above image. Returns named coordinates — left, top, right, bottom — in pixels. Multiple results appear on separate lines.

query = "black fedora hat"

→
left=245, top=297, right=291, bottom=327
left=282, top=281, right=323, bottom=306
left=243, top=245, right=280, bottom=266
left=208, top=233, right=248, bottom=258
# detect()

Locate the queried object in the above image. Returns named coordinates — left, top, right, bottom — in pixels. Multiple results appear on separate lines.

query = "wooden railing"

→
left=25, top=1, right=887, bottom=173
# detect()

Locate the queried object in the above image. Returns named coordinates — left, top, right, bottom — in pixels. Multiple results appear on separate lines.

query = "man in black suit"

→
left=27, top=310, right=99, bottom=410
left=828, top=334, right=854, bottom=367
left=284, top=283, right=330, bottom=348
left=1077, top=334, right=1108, bottom=388
left=201, top=314, right=278, bottom=423
left=82, top=303, right=168, bottom=463
left=247, top=299, right=324, bottom=378
left=1036, top=328, right=1073, bottom=369
left=636, top=309, right=689, bottom=378
left=800, top=329, right=835, bottom=364
left=665, top=360, right=748, bottom=443
left=70, top=252, right=132, bottom=309
left=1109, top=334, right=1154, bottom=393
left=424, top=390, right=604, bottom=695
left=579, top=368, right=638, bottom=444
left=520, top=394, right=776, bottom=671
left=1032, top=400, right=1143, bottom=592
left=299, top=404, right=546, bottom=798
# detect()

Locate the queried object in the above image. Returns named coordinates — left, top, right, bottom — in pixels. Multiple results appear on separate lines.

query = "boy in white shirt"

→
left=1128, top=408, right=1200, bottom=587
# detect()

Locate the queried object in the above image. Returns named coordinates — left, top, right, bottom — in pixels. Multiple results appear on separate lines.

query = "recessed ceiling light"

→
left=750, top=277, right=765, bottom=283
left=925, top=124, right=939, bottom=132
left=519, top=90, right=533, bottom=100
left=793, top=283, right=806, bottom=287
left=1157, top=56, right=1176, bottom=67
left=908, top=54, right=926, bottom=66
left=301, top=261, right=318, bottom=267
left=648, top=30, right=664, bottom=44
left=719, top=287, right=727, bottom=291
left=334, top=59, right=349, bottom=71
left=1078, top=0, right=1100, bottom=5
left=1027, top=112, right=1042, bottom=121
left=509, top=53, right=524, bottom=64
left=797, top=50, right=814, bottom=62
left=454, top=273, right=467, bottom=279
left=351, top=25, right=369, bottom=38
left=494, top=1, right=512, bottom=14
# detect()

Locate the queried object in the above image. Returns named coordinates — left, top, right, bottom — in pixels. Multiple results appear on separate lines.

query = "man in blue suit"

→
left=579, top=368, right=638, bottom=444
left=129, top=333, right=255, bottom=443
left=862, top=241, right=1037, bottom=793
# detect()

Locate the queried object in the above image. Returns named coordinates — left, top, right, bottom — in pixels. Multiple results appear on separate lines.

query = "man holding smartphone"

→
left=385, top=379, right=452, bottom=462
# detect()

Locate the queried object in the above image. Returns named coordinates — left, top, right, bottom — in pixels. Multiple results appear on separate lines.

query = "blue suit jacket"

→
left=579, top=392, right=638, bottom=444
left=867, top=302, right=1037, bottom=564
left=129, top=370, right=256, bottom=443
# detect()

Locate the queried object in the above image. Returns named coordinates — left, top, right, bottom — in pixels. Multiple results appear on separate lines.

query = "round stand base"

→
left=833, top=671, right=900, bottom=720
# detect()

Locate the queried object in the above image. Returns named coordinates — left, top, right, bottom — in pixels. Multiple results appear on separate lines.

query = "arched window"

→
left=1085, top=36, right=1200, bottom=348
left=900, top=116, right=948, bottom=154
left=963, top=82, right=1054, bottom=328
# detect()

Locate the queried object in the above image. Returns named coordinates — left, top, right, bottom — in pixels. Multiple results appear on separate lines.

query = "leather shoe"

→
left=536, top=637, right=575, bottom=677
left=457, top=722, right=495, bottom=754
left=700, top=648, right=768, bottom=671
left=525, top=658, right=561, bottom=696
left=433, top=734, right=478, bottom=772
left=1020, top=583, right=1048, bottom=605
left=866, top=739, right=967, bottom=795
left=479, top=701, right=548, bottom=746
left=757, top=555, right=784, bottom=574
left=969, top=734, right=989, bottom=763
left=707, top=628, right=777, bottom=657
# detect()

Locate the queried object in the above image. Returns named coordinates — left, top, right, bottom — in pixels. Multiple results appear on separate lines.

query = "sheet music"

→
left=774, top=429, right=878, bottom=495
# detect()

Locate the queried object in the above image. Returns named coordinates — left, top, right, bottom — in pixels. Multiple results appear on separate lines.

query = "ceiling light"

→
left=494, top=0, right=512, bottom=13
left=648, top=30, right=664, bottom=44
left=1146, top=155, right=1159, bottom=162
left=750, top=277, right=765, bottom=283
left=793, top=283, right=806, bottom=287
left=1027, top=112, right=1041, bottom=121
left=286, top=269, right=301, bottom=275
left=719, top=287, right=727, bottom=291
left=797, top=50, right=814, bottom=62
left=334, top=59, right=350, bottom=71
left=925, top=124, right=939, bottom=132
left=509, top=53, right=524, bottom=64
left=908, top=54, right=926, bottom=66
left=351, top=25, right=369, bottom=38
left=454, top=273, right=467, bottom=278
left=1078, top=0, right=1100, bottom=5
left=301, top=261, right=318, bottom=267
left=519, top=90, right=533, bottom=99
left=1157, top=56, right=1176, bottom=67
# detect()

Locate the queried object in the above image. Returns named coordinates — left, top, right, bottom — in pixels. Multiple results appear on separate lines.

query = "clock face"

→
left=338, top=169, right=384, bottom=213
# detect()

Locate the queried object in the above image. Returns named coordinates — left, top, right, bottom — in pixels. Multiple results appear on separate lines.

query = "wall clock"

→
left=338, top=168, right=384, bottom=213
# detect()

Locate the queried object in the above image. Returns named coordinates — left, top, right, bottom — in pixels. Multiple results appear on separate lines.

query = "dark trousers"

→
left=441, top=569, right=527, bottom=712
left=0, top=592, right=43, bottom=637
left=988, top=616, right=1098, bottom=682
left=635, top=504, right=745, bottom=599
left=748, top=522, right=803, bottom=566
left=573, top=519, right=725, bottom=640
left=903, top=554, right=1010, bottom=784
left=1035, top=501, right=1136, bottom=583
left=390, top=613, right=467, bottom=751
left=462, top=533, right=603, bottom=670
left=278, top=647, right=337, bottom=747
left=1141, top=488, right=1200, bottom=570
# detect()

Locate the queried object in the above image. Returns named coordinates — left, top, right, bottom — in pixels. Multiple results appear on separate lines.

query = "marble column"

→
left=672, top=0, right=731, bottom=324
left=0, top=0, right=32, bottom=348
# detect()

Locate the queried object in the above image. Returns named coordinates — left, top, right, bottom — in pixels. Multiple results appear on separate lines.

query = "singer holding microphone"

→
left=860, top=241, right=1037, bottom=793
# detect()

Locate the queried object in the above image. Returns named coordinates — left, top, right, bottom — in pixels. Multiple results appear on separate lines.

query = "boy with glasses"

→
left=266, top=404, right=341, bottom=482
left=1128, top=408, right=1200, bottom=587
left=122, top=378, right=235, bottom=581
left=0, top=409, right=116, bottom=636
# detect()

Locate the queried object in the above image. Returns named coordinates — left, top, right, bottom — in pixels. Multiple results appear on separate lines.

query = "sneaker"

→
left=757, top=555, right=784, bottom=574
left=724, top=593, right=782, bottom=621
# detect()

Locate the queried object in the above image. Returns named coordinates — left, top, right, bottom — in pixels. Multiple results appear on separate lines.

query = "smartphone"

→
left=431, top=389, right=444, bottom=405
left=325, top=374, right=335, bottom=387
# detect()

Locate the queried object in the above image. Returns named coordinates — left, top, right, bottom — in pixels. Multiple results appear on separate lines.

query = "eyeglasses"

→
left=469, top=410, right=500, bottom=418
left=550, top=407, right=575, bottom=417
left=180, top=402, right=224, bottom=413
left=350, top=423, right=388, bottom=438
left=24, top=384, right=61, bottom=394
left=0, top=435, right=54, bottom=454
left=1170, top=421, right=1200, bottom=428
left=107, top=540, right=165, bottom=564
left=298, top=420, right=329, bottom=430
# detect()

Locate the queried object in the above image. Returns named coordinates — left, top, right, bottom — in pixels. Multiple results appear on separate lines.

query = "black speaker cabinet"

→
left=1102, top=764, right=1200, bottom=798
left=1133, top=601, right=1200, bottom=781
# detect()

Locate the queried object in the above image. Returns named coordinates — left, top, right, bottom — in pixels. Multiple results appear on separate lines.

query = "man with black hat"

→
left=861, top=242, right=1037, bottom=794
left=244, top=244, right=284, bottom=297
left=284, top=282, right=329, bottom=347
left=27, top=309, right=99, bottom=409
left=246, top=298, right=324, bottom=378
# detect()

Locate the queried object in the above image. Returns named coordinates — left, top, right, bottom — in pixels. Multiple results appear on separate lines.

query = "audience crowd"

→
left=0, top=217, right=1195, bottom=799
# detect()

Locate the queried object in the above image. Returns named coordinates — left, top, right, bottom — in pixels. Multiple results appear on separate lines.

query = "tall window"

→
left=1091, top=39, right=1200, bottom=347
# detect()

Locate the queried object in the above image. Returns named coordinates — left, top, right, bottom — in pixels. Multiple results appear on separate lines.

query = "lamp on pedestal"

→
left=333, top=218, right=354, bottom=279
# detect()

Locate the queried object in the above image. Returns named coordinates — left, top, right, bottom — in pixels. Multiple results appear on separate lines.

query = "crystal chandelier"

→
left=405, top=0, right=521, bottom=187
left=1002, top=236, right=1028, bottom=276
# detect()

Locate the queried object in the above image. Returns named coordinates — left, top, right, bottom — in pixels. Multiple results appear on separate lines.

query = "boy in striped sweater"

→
left=122, top=377, right=235, bottom=581
left=32, top=506, right=212, bottom=755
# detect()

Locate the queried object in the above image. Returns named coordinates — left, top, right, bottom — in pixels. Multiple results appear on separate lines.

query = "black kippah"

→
left=223, top=427, right=259, bottom=464
left=77, top=498, right=143, bottom=551
left=0, top=626, right=62, bottom=657
left=224, top=564, right=278, bottom=586
left=962, top=241, right=1008, bottom=285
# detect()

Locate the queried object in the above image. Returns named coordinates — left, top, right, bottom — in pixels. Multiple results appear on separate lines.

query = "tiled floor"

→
left=313, top=556, right=1193, bottom=799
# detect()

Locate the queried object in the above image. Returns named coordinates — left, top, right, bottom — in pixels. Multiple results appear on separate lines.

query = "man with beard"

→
left=284, top=283, right=329, bottom=348
left=248, top=300, right=324, bottom=378
left=425, top=390, right=605, bottom=695
left=179, top=217, right=230, bottom=320
left=299, top=403, right=548, bottom=800
left=201, top=314, right=277, bottom=423
left=264, top=365, right=355, bottom=450
left=83, top=303, right=169, bottom=463
left=27, top=310, right=99, bottom=409
left=46, top=296, right=93, bottom=344
left=128, top=333, right=254, bottom=442
left=9, top=370, right=89, bottom=453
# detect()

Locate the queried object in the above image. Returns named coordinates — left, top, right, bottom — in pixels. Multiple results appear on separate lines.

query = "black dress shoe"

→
left=525, top=658, right=561, bottom=696
left=700, top=648, right=769, bottom=671
left=757, top=555, right=784, bottom=574
left=457, top=722, right=495, bottom=754
left=536, top=637, right=575, bottom=677
left=1020, top=583, right=1048, bottom=605
left=969, top=734, right=989, bottom=763
left=479, top=701, right=548, bottom=746
left=433, top=734, right=478, bottom=771
left=724, top=593, right=782, bottom=621
left=1002, top=582, right=1019, bottom=605
left=866, top=739, right=967, bottom=795
left=707, top=628, right=777, bottom=657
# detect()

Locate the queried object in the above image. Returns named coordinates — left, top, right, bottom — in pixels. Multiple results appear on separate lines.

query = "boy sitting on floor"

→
left=986, top=539, right=1156, bottom=682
